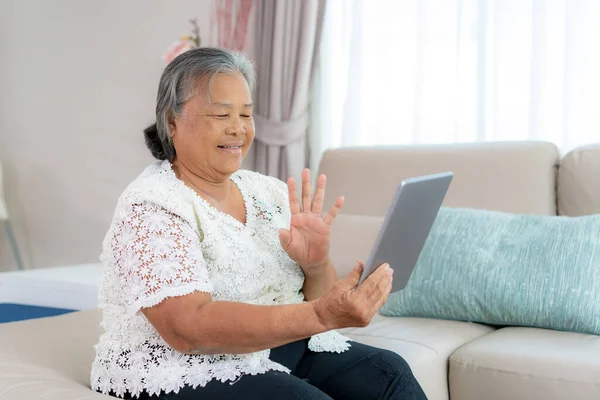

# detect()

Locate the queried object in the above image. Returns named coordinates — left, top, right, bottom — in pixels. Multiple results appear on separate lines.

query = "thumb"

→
left=279, top=228, right=292, bottom=249
left=343, top=260, right=364, bottom=288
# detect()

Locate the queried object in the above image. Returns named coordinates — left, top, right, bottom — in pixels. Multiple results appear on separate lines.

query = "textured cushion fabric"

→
left=0, top=309, right=108, bottom=399
left=380, top=207, right=600, bottom=336
left=339, top=314, right=494, bottom=400
left=449, top=327, right=600, bottom=400
left=558, top=144, right=600, bottom=217
left=318, top=141, right=559, bottom=217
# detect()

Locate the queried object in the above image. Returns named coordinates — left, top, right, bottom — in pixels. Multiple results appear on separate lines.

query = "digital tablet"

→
left=358, top=172, right=453, bottom=293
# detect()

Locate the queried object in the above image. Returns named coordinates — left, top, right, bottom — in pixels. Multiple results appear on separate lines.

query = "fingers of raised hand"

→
left=311, top=174, right=326, bottom=215
left=301, top=168, right=312, bottom=213
left=323, top=196, right=344, bottom=225
left=290, top=170, right=342, bottom=222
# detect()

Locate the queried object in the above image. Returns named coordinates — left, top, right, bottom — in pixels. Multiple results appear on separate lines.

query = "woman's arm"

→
left=143, top=293, right=326, bottom=355
left=142, top=262, right=392, bottom=355
left=302, top=259, right=339, bottom=301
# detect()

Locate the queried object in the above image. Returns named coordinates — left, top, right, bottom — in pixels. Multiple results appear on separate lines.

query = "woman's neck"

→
left=171, top=158, right=232, bottom=203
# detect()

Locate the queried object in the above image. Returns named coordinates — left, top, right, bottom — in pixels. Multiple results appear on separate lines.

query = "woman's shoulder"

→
left=124, top=160, right=176, bottom=192
left=114, top=160, right=197, bottom=224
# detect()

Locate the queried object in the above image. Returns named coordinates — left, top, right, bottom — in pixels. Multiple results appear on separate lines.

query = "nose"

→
left=226, top=116, right=245, bottom=136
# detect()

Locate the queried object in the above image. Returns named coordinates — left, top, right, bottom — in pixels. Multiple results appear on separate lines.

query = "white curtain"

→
left=310, top=0, right=600, bottom=171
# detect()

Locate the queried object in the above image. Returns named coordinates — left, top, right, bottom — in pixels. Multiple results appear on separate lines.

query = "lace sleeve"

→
left=110, top=202, right=213, bottom=314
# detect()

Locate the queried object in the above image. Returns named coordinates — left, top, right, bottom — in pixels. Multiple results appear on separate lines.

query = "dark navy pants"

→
left=116, top=339, right=428, bottom=399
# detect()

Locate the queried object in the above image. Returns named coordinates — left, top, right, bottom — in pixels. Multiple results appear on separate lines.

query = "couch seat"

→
left=0, top=309, right=106, bottom=400
left=339, top=314, right=494, bottom=400
left=450, top=326, right=600, bottom=400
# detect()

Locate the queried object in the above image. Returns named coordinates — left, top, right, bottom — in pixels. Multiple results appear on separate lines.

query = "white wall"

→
left=0, top=0, right=257, bottom=271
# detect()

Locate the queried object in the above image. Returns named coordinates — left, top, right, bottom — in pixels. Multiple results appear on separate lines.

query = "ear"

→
left=168, top=116, right=177, bottom=138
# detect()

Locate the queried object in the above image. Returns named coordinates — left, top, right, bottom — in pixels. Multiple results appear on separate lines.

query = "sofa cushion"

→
left=0, top=309, right=107, bottom=399
left=318, top=141, right=559, bottom=216
left=449, top=327, right=600, bottom=400
left=0, top=303, right=492, bottom=400
left=339, top=313, right=494, bottom=400
left=380, top=207, right=600, bottom=336
left=558, top=144, right=600, bottom=217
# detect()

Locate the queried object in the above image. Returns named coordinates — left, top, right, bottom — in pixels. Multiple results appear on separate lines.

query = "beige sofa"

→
left=1, top=141, right=599, bottom=400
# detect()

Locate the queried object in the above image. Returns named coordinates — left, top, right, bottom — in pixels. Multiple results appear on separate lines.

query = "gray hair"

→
left=144, top=47, right=256, bottom=161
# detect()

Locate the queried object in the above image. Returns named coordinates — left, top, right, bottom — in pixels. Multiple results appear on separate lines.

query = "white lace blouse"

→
left=90, top=160, right=351, bottom=398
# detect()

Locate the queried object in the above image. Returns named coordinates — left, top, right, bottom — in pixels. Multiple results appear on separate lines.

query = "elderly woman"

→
left=91, top=47, right=427, bottom=400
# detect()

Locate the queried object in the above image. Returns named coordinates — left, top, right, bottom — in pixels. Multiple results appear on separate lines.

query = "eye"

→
left=215, top=114, right=229, bottom=118
left=241, top=114, right=252, bottom=118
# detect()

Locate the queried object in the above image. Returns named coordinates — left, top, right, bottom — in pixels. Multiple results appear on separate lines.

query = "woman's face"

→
left=169, top=72, right=255, bottom=178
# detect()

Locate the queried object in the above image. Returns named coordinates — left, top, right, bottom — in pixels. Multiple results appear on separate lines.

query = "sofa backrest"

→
left=318, top=141, right=560, bottom=217
left=317, top=141, right=600, bottom=277
left=557, top=144, right=600, bottom=216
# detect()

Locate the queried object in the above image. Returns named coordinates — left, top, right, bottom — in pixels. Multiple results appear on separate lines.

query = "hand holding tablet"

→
left=313, top=171, right=452, bottom=330
left=358, top=172, right=453, bottom=293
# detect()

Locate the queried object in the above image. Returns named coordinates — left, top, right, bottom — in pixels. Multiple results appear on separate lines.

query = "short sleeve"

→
left=110, top=202, right=213, bottom=314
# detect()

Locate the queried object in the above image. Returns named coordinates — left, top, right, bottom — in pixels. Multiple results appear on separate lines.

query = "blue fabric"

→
left=380, top=207, right=600, bottom=335
left=0, top=303, right=76, bottom=323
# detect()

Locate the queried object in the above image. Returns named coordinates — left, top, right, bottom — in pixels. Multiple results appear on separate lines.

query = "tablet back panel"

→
left=360, top=172, right=453, bottom=292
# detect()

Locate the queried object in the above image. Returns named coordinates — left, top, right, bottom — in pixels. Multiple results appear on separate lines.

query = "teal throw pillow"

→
left=380, top=207, right=600, bottom=335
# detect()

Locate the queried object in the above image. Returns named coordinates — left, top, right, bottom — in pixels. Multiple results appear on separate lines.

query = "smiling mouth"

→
left=217, top=145, right=243, bottom=149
